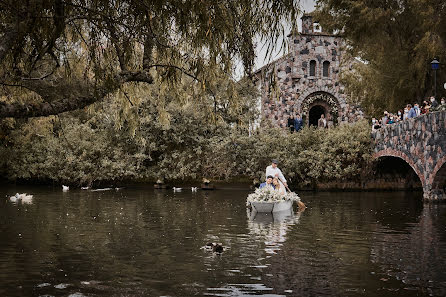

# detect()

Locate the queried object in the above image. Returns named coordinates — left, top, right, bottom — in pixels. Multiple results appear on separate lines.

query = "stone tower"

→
left=254, top=13, right=363, bottom=128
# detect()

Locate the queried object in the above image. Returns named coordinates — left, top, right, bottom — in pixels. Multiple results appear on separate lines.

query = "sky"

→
left=254, top=0, right=317, bottom=71
left=234, top=0, right=317, bottom=78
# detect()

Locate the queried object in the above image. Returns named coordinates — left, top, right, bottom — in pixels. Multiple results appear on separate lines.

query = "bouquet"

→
left=246, top=186, right=301, bottom=206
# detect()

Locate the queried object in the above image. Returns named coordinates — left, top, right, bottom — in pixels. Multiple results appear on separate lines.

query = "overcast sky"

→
left=233, top=0, right=316, bottom=78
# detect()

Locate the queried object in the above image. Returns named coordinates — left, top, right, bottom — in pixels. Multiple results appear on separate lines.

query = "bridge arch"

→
left=373, top=149, right=425, bottom=189
left=430, top=156, right=446, bottom=191
left=372, top=111, right=446, bottom=202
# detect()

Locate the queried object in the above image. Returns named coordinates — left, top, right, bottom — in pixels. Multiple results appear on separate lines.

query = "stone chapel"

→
left=254, top=13, right=363, bottom=127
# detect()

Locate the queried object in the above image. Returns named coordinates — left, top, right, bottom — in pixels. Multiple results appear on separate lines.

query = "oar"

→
left=279, top=178, right=306, bottom=209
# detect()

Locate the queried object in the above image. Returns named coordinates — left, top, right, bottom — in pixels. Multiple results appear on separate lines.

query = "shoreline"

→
left=0, top=178, right=423, bottom=193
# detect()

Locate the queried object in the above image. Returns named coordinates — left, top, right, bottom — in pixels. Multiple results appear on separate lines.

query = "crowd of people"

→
left=286, top=113, right=333, bottom=132
left=371, top=96, right=446, bottom=132
left=286, top=114, right=304, bottom=133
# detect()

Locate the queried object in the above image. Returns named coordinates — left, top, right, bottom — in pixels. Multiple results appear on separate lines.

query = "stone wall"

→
left=254, top=15, right=363, bottom=128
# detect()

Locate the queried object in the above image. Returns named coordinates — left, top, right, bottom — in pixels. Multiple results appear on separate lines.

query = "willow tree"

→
left=0, top=0, right=300, bottom=119
left=315, top=0, right=446, bottom=115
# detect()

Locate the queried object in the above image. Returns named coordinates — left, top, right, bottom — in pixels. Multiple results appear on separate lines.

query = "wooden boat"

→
left=248, top=207, right=294, bottom=223
left=250, top=200, right=293, bottom=213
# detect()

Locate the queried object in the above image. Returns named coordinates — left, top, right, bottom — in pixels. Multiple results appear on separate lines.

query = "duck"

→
left=9, top=195, right=18, bottom=203
left=205, top=242, right=224, bottom=253
left=81, top=186, right=90, bottom=190
left=90, top=187, right=112, bottom=192
left=10, top=193, right=33, bottom=204
left=173, top=187, right=182, bottom=192
left=20, top=194, right=33, bottom=204
left=191, top=187, right=198, bottom=192
left=62, top=185, right=69, bottom=191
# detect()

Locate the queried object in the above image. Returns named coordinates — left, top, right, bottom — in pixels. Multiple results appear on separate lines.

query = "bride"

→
left=272, top=177, right=286, bottom=195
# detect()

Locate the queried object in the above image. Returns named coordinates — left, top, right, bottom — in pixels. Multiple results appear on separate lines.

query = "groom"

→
left=265, top=159, right=287, bottom=188
left=259, top=175, right=275, bottom=189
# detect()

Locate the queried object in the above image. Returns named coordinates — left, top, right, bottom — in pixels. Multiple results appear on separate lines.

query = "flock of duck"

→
left=8, top=185, right=226, bottom=253
left=8, top=185, right=121, bottom=204
left=8, top=192, right=34, bottom=204
left=8, top=184, right=199, bottom=204
left=173, top=187, right=198, bottom=192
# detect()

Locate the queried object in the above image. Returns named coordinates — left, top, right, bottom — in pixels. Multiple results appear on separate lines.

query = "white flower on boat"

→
left=246, top=186, right=301, bottom=206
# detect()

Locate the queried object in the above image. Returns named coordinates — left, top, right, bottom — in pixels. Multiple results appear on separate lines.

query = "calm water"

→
left=1, top=185, right=446, bottom=297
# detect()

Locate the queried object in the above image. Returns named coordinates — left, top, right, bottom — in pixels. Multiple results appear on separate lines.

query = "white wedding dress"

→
left=277, top=181, right=286, bottom=195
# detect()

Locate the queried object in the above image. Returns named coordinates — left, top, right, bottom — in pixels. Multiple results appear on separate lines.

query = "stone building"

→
left=254, top=13, right=363, bottom=128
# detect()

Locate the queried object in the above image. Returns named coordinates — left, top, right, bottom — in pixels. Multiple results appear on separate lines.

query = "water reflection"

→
left=370, top=204, right=446, bottom=296
left=1, top=186, right=446, bottom=296
left=203, top=208, right=302, bottom=296
left=247, top=208, right=302, bottom=255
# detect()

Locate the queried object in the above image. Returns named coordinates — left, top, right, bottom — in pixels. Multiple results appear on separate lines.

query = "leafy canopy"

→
left=315, top=0, right=446, bottom=115
left=0, top=0, right=300, bottom=118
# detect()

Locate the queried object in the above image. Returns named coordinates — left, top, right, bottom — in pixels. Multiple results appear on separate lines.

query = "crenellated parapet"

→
left=373, top=111, right=446, bottom=202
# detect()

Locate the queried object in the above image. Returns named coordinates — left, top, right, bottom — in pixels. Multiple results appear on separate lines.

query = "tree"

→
left=315, top=0, right=446, bottom=115
left=0, top=0, right=300, bottom=119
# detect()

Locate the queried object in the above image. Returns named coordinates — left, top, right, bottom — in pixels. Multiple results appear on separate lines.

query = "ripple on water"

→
left=54, top=283, right=71, bottom=289
left=205, top=283, right=285, bottom=297
left=1, top=188, right=446, bottom=296
left=68, top=293, right=87, bottom=297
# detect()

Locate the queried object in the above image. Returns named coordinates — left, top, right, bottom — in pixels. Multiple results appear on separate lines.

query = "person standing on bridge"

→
left=407, top=104, right=417, bottom=119
left=414, top=104, right=421, bottom=116
left=421, top=100, right=430, bottom=114
left=382, top=111, right=389, bottom=125
left=430, top=96, right=439, bottom=109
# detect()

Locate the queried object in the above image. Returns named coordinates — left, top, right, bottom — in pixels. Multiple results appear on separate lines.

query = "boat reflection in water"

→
left=247, top=208, right=303, bottom=255
left=204, top=207, right=305, bottom=296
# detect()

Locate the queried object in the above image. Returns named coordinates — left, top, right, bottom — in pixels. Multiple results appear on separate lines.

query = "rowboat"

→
left=250, top=200, right=293, bottom=213
left=247, top=207, right=294, bottom=223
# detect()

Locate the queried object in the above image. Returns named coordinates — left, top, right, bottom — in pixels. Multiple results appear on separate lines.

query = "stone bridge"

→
left=373, top=111, right=446, bottom=202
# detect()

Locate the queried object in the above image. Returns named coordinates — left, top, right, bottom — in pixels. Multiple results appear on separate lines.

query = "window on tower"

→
left=310, top=60, right=316, bottom=76
left=323, top=61, right=330, bottom=77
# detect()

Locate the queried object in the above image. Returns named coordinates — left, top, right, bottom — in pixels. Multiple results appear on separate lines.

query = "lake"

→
left=1, top=185, right=446, bottom=296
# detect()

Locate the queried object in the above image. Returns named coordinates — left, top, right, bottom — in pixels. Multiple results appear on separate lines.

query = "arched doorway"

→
left=309, top=105, right=326, bottom=127
left=300, top=91, right=340, bottom=127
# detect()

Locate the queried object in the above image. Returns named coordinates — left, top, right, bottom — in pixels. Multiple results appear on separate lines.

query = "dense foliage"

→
left=0, top=82, right=373, bottom=186
left=315, top=0, right=446, bottom=116
left=0, top=1, right=380, bottom=186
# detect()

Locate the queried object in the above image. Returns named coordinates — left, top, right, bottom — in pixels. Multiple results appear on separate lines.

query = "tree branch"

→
left=149, top=64, right=200, bottom=81
left=0, top=70, right=153, bottom=118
